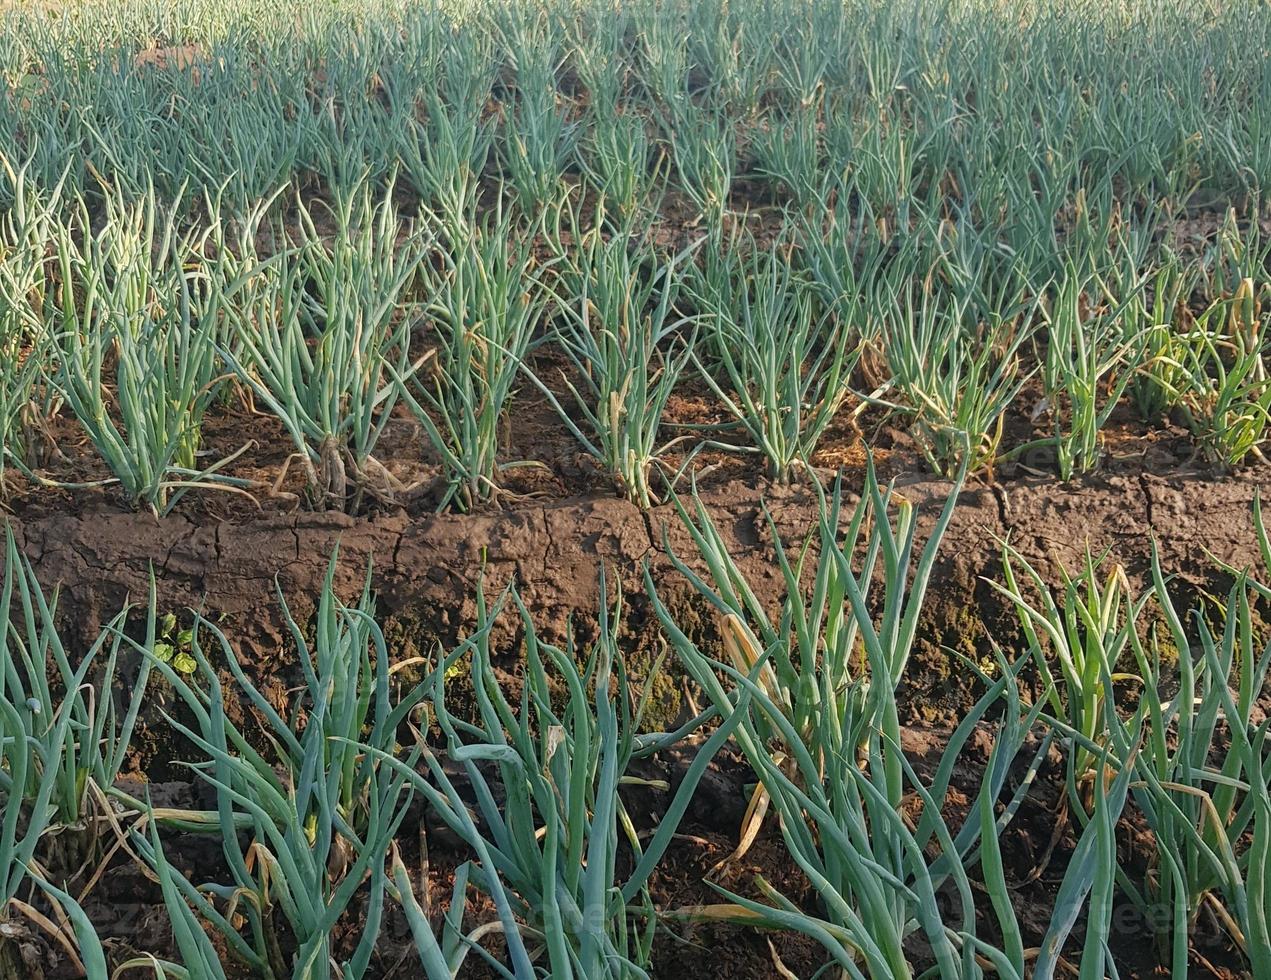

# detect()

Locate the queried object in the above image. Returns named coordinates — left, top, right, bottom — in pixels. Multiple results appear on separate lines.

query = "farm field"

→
left=1, top=0, right=1270, bottom=977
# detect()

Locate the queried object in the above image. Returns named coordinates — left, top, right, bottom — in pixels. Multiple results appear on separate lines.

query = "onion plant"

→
left=0, top=584, right=93, bottom=913
left=647, top=459, right=1136, bottom=975
left=576, top=108, right=664, bottom=230
left=650, top=456, right=966, bottom=814
left=1030, top=724, right=1143, bottom=980
left=834, top=109, right=927, bottom=235
left=1, top=528, right=155, bottom=839
left=395, top=206, right=550, bottom=511
left=636, top=7, right=691, bottom=114
left=394, top=27, right=498, bottom=220
left=566, top=1, right=630, bottom=112
left=688, top=229, right=859, bottom=482
left=687, top=3, right=770, bottom=112
left=0, top=294, right=53, bottom=496
left=124, top=816, right=231, bottom=980
left=799, top=189, right=891, bottom=386
left=365, top=576, right=733, bottom=979
left=1035, top=268, right=1145, bottom=479
left=877, top=283, right=1034, bottom=477
left=23, top=872, right=107, bottom=979
left=47, top=186, right=249, bottom=514
left=496, top=12, right=576, bottom=219
left=0, top=158, right=63, bottom=492
left=660, top=103, right=735, bottom=226
left=769, top=9, right=832, bottom=109
left=397, top=88, right=494, bottom=220
left=2, top=503, right=148, bottom=978
left=1175, top=283, right=1270, bottom=468
left=990, top=544, right=1147, bottom=800
left=222, top=181, right=428, bottom=511
left=985, top=539, right=1167, bottom=976
left=1002, top=570, right=1216, bottom=977
left=0, top=344, right=45, bottom=495
left=1206, top=208, right=1271, bottom=306
left=751, top=103, right=825, bottom=210
left=140, top=552, right=417, bottom=979
left=671, top=649, right=1132, bottom=979
left=1122, top=260, right=1198, bottom=423
left=528, top=218, right=697, bottom=507
left=0, top=526, right=155, bottom=977
left=1117, top=547, right=1271, bottom=975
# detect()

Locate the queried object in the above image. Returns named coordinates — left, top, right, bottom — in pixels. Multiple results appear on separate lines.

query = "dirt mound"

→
left=7, top=469, right=1264, bottom=721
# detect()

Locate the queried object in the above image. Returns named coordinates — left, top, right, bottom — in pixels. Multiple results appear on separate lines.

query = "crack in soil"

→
left=1139, top=473, right=1156, bottom=531
left=991, top=483, right=1012, bottom=534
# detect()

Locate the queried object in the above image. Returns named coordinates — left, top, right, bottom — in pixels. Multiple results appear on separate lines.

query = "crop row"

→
left=2, top=468, right=1269, bottom=977
left=2, top=0, right=1270, bottom=213
left=0, top=168, right=1267, bottom=514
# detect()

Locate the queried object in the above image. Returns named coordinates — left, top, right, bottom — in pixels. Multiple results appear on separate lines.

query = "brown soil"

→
left=8, top=468, right=1264, bottom=692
